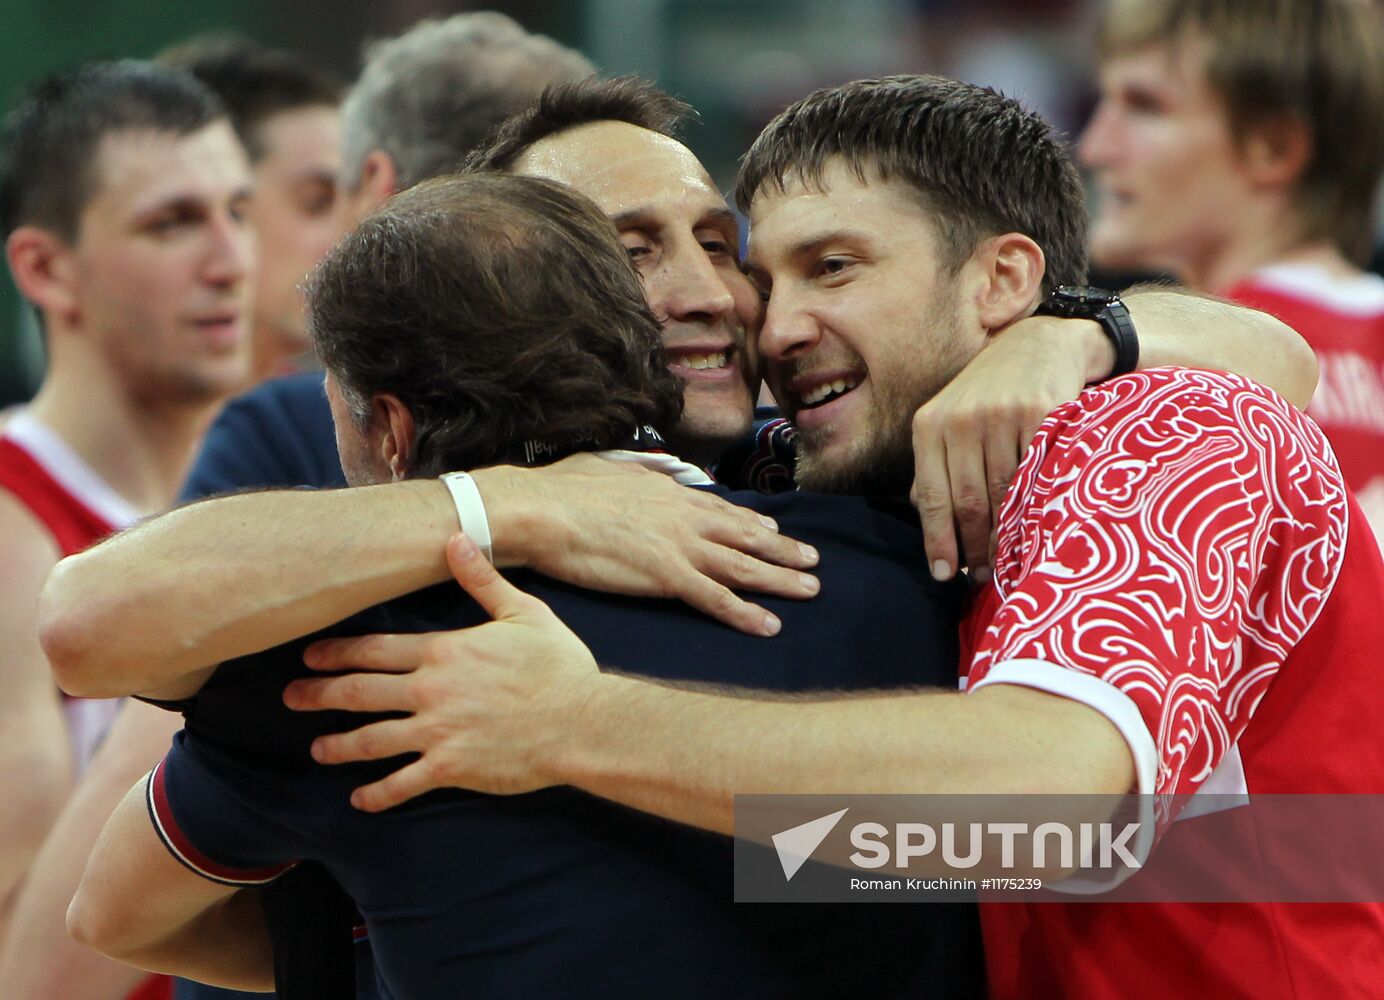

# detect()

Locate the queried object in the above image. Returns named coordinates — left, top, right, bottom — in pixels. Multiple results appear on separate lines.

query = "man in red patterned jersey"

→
left=232, top=75, right=1384, bottom=998
left=0, top=60, right=253, bottom=996
left=1081, top=0, right=1384, bottom=546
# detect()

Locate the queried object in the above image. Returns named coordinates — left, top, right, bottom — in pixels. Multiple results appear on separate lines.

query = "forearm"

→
left=552, top=679, right=1131, bottom=837
left=40, top=481, right=458, bottom=697
left=1121, top=287, right=1318, bottom=407
left=0, top=711, right=73, bottom=909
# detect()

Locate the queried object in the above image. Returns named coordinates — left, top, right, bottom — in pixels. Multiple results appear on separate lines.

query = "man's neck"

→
left=250, top=323, right=315, bottom=383
left=26, top=357, right=222, bottom=516
left=1179, top=198, right=1353, bottom=292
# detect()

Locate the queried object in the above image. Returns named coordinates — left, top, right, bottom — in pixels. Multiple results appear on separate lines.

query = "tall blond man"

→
left=1081, top=0, right=1384, bottom=541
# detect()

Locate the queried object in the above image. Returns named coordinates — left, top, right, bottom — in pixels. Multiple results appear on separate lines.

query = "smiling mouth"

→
left=674, top=351, right=728, bottom=370
left=666, top=347, right=738, bottom=380
left=797, top=376, right=861, bottom=409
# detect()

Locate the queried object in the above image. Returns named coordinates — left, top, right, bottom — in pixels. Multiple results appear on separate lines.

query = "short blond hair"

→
left=1098, top=0, right=1384, bottom=263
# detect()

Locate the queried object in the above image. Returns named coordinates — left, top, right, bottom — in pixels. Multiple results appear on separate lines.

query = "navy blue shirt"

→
left=156, top=496, right=978, bottom=1000
left=180, top=371, right=345, bottom=502
left=169, top=375, right=982, bottom=1000
left=177, top=372, right=348, bottom=1000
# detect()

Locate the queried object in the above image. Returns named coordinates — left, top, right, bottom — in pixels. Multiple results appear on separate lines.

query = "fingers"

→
left=944, top=427, right=991, bottom=580
left=692, top=495, right=818, bottom=571
left=349, top=760, right=441, bottom=813
left=581, top=451, right=790, bottom=553
left=676, top=571, right=783, bottom=637
left=284, top=671, right=411, bottom=713
left=975, top=429, right=1022, bottom=584
left=446, top=533, right=550, bottom=621
left=984, top=428, right=1022, bottom=521
left=304, top=633, right=428, bottom=672
left=697, top=543, right=819, bottom=602
left=310, top=718, right=415, bottom=765
left=911, top=412, right=957, bottom=582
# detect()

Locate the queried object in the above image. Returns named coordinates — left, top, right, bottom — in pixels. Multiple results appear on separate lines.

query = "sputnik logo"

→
left=771, top=808, right=849, bottom=881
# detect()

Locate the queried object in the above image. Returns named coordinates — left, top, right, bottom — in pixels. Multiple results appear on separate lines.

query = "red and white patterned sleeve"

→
left=967, top=368, right=1347, bottom=808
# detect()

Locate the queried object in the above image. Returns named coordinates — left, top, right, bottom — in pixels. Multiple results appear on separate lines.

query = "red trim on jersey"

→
left=0, top=436, right=115, bottom=555
left=147, top=758, right=296, bottom=886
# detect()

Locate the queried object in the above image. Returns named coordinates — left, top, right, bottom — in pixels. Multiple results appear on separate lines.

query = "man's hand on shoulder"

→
left=283, top=533, right=602, bottom=809
left=911, top=314, right=1099, bottom=583
left=474, top=453, right=820, bottom=637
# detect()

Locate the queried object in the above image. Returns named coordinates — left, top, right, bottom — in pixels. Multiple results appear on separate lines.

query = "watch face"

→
left=1058, top=286, right=1116, bottom=308
left=1049, top=286, right=1121, bottom=316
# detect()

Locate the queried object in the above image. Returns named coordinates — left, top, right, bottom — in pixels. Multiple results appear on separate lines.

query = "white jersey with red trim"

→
left=960, top=367, right=1384, bottom=998
left=1224, top=263, right=1384, bottom=550
left=0, top=410, right=137, bottom=771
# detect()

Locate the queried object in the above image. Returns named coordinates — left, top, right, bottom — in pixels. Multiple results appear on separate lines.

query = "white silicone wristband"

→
left=439, top=471, right=493, bottom=563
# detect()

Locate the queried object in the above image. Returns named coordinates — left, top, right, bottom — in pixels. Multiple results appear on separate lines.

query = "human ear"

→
left=1239, top=115, right=1311, bottom=191
left=358, top=152, right=400, bottom=207
left=6, top=226, right=78, bottom=323
left=972, top=232, right=1047, bottom=334
left=373, top=393, right=416, bottom=480
left=336, top=151, right=401, bottom=231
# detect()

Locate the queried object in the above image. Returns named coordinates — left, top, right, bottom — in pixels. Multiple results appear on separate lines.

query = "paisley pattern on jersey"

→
left=970, top=368, right=1347, bottom=799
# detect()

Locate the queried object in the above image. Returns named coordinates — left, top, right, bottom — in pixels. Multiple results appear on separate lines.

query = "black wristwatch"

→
left=1036, top=286, right=1140, bottom=380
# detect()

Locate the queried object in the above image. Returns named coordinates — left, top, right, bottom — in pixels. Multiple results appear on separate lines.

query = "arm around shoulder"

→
left=38, top=480, right=458, bottom=698
left=548, top=673, right=1135, bottom=837
left=1123, top=285, right=1319, bottom=408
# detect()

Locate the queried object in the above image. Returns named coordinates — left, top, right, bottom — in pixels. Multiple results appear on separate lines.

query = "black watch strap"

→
left=1037, top=286, right=1140, bottom=380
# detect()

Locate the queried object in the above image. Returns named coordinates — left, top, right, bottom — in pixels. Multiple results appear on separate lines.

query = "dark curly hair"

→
left=307, top=171, right=683, bottom=477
